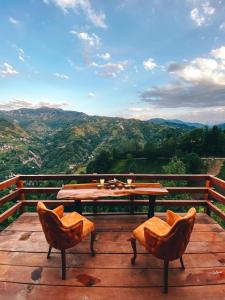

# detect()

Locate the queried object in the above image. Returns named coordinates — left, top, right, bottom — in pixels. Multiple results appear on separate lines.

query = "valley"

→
left=0, top=107, right=225, bottom=181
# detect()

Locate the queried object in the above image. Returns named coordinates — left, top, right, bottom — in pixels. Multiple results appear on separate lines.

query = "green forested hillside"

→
left=0, top=107, right=187, bottom=179
left=0, top=107, right=225, bottom=181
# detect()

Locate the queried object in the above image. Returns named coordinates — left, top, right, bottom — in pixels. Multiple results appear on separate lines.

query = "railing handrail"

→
left=0, top=176, right=20, bottom=191
left=18, top=173, right=210, bottom=181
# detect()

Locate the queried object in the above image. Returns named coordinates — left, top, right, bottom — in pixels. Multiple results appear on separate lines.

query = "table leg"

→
left=148, top=195, right=156, bottom=219
left=75, top=200, right=82, bottom=214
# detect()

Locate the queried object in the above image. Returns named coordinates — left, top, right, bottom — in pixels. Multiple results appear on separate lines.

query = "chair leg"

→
left=180, top=256, right=185, bottom=269
left=130, top=237, right=137, bottom=265
left=163, top=260, right=169, bottom=294
left=47, top=245, right=52, bottom=259
left=90, top=231, right=96, bottom=256
left=61, top=249, right=66, bottom=280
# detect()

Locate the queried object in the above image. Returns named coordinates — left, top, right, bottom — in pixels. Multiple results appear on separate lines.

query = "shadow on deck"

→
left=0, top=212, right=225, bottom=299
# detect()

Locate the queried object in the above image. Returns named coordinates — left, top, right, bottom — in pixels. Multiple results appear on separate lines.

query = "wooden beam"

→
left=166, top=187, right=208, bottom=193
left=21, top=200, right=75, bottom=207
left=0, top=190, right=20, bottom=207
left=19, top=174, right=209, bottom=181
left=208, top=188, right=225, bottom=205
left=21, top=199, right=207, bottom=207
left=155, top=200, right=207, bottom=207
left=0, top=202, right=22, bottom=223
left=21, top=187, right=60, bottom=194
left=0, top=176, right=19, bottom=191
left=209, top=175, right=225, bottom=189
left=207, top=201, right=225, bottom=222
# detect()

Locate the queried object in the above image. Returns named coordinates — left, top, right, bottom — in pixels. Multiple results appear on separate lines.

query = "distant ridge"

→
left=147, top=118, right=206, bottom=128
left=218, top=123, right=225, bottom=129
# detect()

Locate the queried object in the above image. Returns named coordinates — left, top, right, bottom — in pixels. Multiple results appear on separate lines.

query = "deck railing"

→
left=0, top=174, right=225, bottom=226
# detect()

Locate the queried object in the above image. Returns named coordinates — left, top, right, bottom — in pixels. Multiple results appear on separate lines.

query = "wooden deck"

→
left=0, top=213, right=225, bottom=299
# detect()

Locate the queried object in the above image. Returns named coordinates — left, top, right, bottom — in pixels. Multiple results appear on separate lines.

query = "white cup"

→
left=100, top=179, right=105, bottom=185
left=127, top=179, right=132, bottom=185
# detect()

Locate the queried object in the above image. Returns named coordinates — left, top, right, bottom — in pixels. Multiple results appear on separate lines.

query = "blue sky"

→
left=1, top=0, right=225, bottom=124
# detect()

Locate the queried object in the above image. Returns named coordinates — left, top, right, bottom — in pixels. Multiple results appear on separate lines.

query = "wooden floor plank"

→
left=1, top=282, right=225, bottom=300
left=13, top=212, right=218, bottom=224
left=4, top=222, right=224, bottom=232
left=0, top=265, right=225, bottom=287
left=0, top=251, right=224, bottom=269
left=1, top=230, right=225, bottom=244
left=0, top=232, right=224, bottom=254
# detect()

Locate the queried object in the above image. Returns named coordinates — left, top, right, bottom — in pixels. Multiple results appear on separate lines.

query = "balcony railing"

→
left=0, top=173, right=225, bottom=226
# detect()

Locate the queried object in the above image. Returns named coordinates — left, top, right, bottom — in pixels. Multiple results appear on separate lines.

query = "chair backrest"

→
left=144, top=208, right=196, bottom=261
left=37, top=202, right=82, bottom=250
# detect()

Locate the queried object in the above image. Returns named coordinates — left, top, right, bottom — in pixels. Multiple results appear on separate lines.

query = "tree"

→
left=204, top=126, right=225, bottom=156
left=162, top=156, right=191, bottom=207
left=162, top=157, right=186, bottom=174
left=182, top=152, right=204, bottom=174
left=179, top=128, right=205, bottom=155
left=86, top=150, right=113, bottom=173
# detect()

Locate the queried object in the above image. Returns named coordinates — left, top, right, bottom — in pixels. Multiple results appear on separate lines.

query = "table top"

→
left=57, top=183, right=168, bottom=200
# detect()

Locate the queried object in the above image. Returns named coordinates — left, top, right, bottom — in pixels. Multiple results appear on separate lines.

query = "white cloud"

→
left=124, top=105, right=225, bottom=124
left=97, top=52, right=111, bottom=60
left=18, top=55, right=25, bottom=62
left=211, top=46, right=225, bottom=61
left=9, top=17, right=19, bottom=25
left=81, top=0, right=107, bottom=29
left=219, top=22, right=225, bottom=31
left=169, top=57, right=225, bottom=85
left=88, top=92, right=95, bottom=98
left=18, top=48, right=25, bottom=62
left=54, top=72, right=70, bottom=80
left=140, top=45, right=225, bottom=109
left=0, top=99, right=68, bottom=110
left=70, top=31, right=101, bottom=47
left=202, top=1, right=215, bottom=15
left=44, top=0, right=107, bottom=29
left=179, top=106, right=225, bottom=124
left=190, top=8, right=205, bottom=26
left=11, top=45, right=28, bottom=63
left=190, top=1, right=215, bottom=27
left=128, top=107, right=144, bottom=112
left=143, top=58, right=157, bottom=71
left=91, top=60, right=128, bottom=78
left=0, top=63, right=19, bottom=77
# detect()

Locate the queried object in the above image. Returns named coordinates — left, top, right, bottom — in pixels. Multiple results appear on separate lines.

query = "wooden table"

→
left=57, top=183, right=168, bottom=218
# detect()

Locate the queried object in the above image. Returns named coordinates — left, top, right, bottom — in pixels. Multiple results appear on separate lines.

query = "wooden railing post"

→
left=16, top=179, right=25, bottom=213
left=92, top=173, right=98, bottom=214
left=204, top=178, right=211, bottom=215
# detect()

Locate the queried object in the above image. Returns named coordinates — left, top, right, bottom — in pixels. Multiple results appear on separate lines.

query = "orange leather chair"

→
left=37, top=201, right=96, bottom=279
left=130, top=208, right=196, bottom=293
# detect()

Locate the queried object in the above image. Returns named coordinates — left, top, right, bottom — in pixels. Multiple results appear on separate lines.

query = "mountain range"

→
left=0, top=107, right=224, bottom=180
left=148, top=118, right=209, bottom=128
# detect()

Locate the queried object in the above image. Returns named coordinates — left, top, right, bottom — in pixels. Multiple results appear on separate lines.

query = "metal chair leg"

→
left=130, top=237, right=137, bottom=265
left=61, top=249, right=66, bottom=280
left=90, top=231, right=96, bottom=256
left=163, top=260, right=169, bottom=294
left=180, top=256, right=185, bottom=269
left=47, top=245, right=52, bottom=259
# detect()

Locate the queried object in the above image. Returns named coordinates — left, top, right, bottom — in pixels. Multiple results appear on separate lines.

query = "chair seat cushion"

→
left=133, top=216, right=171, bottom=246
left=61, top=212, right=94, bottom=238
